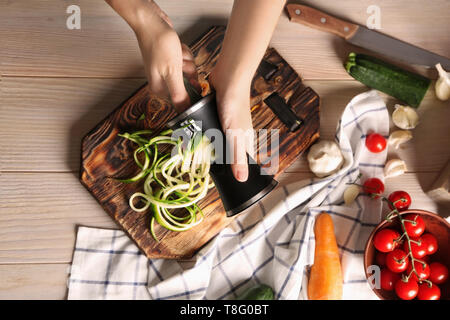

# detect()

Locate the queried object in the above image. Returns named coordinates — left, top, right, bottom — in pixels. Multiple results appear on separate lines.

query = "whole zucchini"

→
left=236, top=284, right=275, bottom=300
left=345, top=52, right=431, bottom=108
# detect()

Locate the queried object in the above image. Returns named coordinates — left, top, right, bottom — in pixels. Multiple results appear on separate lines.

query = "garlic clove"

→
left=343, top=184, right=360, bottom=205
left=384, top=159, right=407, bottom=179
left=435, top=63, right=450, bottom=101
left=307, top=140, right=344, bottom=178
left=392, top=104, right=419, bottom=130
left=388, top=130, right=413, bottom=149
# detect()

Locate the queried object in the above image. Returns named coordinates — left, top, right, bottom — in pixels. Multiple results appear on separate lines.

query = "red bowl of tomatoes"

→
left=364, top=209, right=450, bottom=300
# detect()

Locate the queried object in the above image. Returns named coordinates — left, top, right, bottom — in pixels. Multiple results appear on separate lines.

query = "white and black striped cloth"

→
left=68, top=90, right=389, bottom=300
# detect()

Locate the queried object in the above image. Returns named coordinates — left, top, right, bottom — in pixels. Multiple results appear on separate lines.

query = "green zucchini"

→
left=345, top=52, right=431, bottom=108
left=236, top=284, right=275, bottom=300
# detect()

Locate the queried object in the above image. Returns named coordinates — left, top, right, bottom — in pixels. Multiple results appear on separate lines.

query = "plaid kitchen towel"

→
left=68, top=90, right=388, bottom=300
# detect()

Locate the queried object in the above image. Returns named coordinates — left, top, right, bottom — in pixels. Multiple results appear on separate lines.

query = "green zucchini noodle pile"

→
left=118, top=128, right=214, bottom=241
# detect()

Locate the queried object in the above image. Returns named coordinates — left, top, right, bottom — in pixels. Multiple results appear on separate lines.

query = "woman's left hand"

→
left=209, top=69, right=254, bottom=183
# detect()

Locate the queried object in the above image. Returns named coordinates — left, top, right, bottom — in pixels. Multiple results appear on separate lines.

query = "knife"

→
left=286, top=4, right=450, bottom=69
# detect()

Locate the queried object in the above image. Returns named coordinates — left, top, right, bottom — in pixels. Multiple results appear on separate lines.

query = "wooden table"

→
left=0, top=0, right=449, bottom=299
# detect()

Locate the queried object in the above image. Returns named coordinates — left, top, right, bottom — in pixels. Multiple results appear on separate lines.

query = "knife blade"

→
left=286, top=4, right=450, bottom=69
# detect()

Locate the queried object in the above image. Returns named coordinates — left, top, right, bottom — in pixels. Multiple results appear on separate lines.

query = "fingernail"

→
left=236, top=169, right=249, bottom=182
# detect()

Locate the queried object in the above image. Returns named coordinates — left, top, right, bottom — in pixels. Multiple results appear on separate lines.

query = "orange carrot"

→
left=308, top=212, right=343, bottom=300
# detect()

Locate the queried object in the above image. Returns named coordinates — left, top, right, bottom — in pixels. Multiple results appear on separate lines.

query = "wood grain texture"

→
left=1, top=78, right=449, bottom=174
left=0, top=77, right=147, bottom=172
left=80, top=26, right=320, bottom=259
left=0, top=264, right=69, bottom=299
left=1, top=0, right=449, bottom=79
left=0, top=172, right=116, bottom=264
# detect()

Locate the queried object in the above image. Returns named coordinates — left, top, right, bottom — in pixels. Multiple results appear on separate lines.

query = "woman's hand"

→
left=208, top=0, right=285, bottom=182
left=209, top=69, right=255, bottom=183
left=106, top=0, right=285, bottom=183
left=135, top=24, right=198, bottom=112
left=105, top=0, right=198, bottom=112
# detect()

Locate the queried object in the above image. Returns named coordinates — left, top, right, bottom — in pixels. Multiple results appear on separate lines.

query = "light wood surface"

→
left=0, top=264, right=70, bottom=300
left=0, top=0, right=448, bottom=299
left=1, top=0, right=449, bottom=79
left=2, top=78, right=448, bottom=173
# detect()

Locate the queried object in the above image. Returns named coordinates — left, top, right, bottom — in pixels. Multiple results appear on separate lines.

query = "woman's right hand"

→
left=106, top=0, right=198, bottom=112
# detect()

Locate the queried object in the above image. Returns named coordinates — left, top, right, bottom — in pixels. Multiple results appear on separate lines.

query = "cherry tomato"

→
left=429, top=262, right=449, bottom=284
left=380, top=268, right=401, bottom=291
left=402, top=214, right=425, bottom=237
left=374, top=228, right=400, bottom=253
left=421, top=233, right=438, bottom=255
left=387, top=191, right=412, bottom=212
left=386, top=249, right=409, bottom=273
left=363, top=178, right=385, bottom=198
left=375, top=252, right=387, bottom=267
left=417, top=282, right=441, bottom=300
left=421, top=255, right=431, bottom=264
left=395, top=278, right=418, bottom=300
left=365, top=133, right=387, bottom=153
left=406, top=260, right=430, bottom=281
left=404, top=237, right=427, bottom=259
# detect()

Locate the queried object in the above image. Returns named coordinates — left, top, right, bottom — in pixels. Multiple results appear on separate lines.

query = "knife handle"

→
left=286, top=4, right=359, bottom=40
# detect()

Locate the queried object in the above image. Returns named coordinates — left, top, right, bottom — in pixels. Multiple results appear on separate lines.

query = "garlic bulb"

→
left=307, top=140, right=344, bottom=178
left=388, top=130, right=413, bottom=149
left=343, top=185, right=360, bottom=205
left=392, top=104, right=419, bottom=130
left=435, top=63, right=450, bottom=101
left=384, top=159, right=407, bottom=179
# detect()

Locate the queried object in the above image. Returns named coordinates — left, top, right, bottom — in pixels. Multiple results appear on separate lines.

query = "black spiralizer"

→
left=166, top=85, right=277, bottom=217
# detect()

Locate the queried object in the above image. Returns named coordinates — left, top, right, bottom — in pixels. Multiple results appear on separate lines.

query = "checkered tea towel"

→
left=68, top=90, right=388, bottom=300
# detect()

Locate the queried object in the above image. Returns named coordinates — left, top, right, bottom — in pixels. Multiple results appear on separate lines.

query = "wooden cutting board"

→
left=80, top=26, right=320, bottom=259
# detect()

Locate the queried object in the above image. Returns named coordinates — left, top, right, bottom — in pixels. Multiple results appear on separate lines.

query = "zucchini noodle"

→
left=118, top=129, right=214, bottom=242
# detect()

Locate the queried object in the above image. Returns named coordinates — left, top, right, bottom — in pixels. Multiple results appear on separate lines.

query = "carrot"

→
left=308, top=212, right=343, bottom=300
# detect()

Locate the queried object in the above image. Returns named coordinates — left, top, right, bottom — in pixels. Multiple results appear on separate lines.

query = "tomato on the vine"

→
left=417, top=282, right=441, bottom=300
left=402, top=213, right=425, bottom=237
left=421, top=233, right=438, bottom=255
left=404, top=236, right=427, bottom=259
left=406, top=260, right=430, bottom=281
left=429, top=262, right=449, bottom=284
left=386, top=249, right=409, bottom=273
left=365, top=133, right=387, bottom=153
left=363, top=178, right=385, bottom=198
left=374, top=228, right=400, bottom=253
left=380, top=268, right=401, bottom=291
left=395, top=278, right=419, bottom=300
left=387, top=191, right=412, bottom=212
